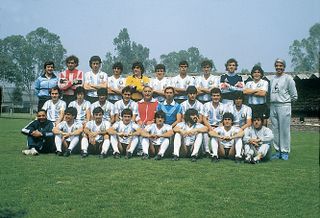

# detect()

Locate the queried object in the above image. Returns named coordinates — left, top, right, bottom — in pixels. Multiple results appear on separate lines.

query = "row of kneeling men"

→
left=21, top=106, right=273, bottom=164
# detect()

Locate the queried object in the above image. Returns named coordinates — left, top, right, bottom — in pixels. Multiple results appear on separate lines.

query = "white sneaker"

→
left=30, top=148, right=39, bottom=155
left=22, top=149, right=32, bottom=155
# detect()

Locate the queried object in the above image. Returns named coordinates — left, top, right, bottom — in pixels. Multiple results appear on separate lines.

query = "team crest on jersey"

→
left=241, top=113, right=246, bottom=118
left=99, top=74, right=104, bottom=79
left=119, top=80, right=123, bottom=85
left=55, top=105, right=60, bottom=110
left=219, top=109, right=224, bottom=115
left=257, top=83, right=262, bottom=88
left=209, top=80, right=213, bottom=85
left=82, top=105, right=86, bottom=111
left=186, top=80, right=190, bottom=85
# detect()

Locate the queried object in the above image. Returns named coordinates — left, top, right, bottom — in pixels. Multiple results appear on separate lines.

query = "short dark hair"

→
left=65, top=107, right=77, bottom=118
left=225, top=58, right=238, bottom=71
left=92, top=107, right=104, bottom=115
left=223, top=112, right=234, bottom=121
left=121, top=108, right=133, bottom=117
left=43, top=61, right=55, bottom=69
left=155, top=64, right=166, bottom=72
left=75, top=86, right=86, bottom=95
left=89, top=56, right=102, bottom=67
left=66, top=55, right=79, bottom=66
left=184, top=108, right=198, bottom=123
left=113, top=62, right=123, bottom=71
left=179, top=60, right=189, bottom=67
left=37, top=109, right=47, bottom=114
left=252, top=113, right=263, bottom=121
left=97, top=88, right=108, bottom=96
left=155, top=110, right=166, bottom=121
left=132, top=61, right=145, bottom=74
left=210, top=87, right=221, bottom=95
left=122, top=86, right=133, bottom=94
left=164, top=86, right=175, bottom=93
left=251, top=65, right=264, bottom=77
left=201, top=60, right=213, bottom=68
left=233, top=91, right=244, bottom=100
left=186, top=86, right=197, bottom=94
left=50, top=86, right=60, bottom=95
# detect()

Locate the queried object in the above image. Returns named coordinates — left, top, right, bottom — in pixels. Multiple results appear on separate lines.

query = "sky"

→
left=0, top=0, right=319, bottom=73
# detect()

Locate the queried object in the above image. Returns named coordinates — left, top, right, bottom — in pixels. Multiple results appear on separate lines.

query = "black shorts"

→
left=249, top=104, right=270, bottom=119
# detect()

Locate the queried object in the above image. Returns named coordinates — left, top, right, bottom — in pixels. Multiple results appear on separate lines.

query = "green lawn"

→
left=0, top=118, right=319, bottom=218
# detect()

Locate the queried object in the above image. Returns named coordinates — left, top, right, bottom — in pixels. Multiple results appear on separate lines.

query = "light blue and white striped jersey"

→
left=68, top=100, right=91, bottom=123
left=144, top=123, right=172, bottom=146
left=245, top=79, right=268, bottom=105
left=214, top=126, right=241, bottom=148
left=203, top=102, right=227, bottom=126
left=227, top=104, right=252, bottom=127
left=56, top=120, right=82, bottom=142
left=42, top=99, right=66, bottom=122
left=181, top=100, right=204, bottom=115
left=195, top=75, right=220, bottom=102
left=90, top=101, right=115, bottom=122
left=85, top=120, right=111, bottom=143
left=107, top=75, right=126, bottom=101
left=176, top=122, right=205, bottom=145
left=114, top=99, right=138, bottom=117
left=171, top=75, right=195, bottom=100
left=149, top=77, right=171, bottom=102
left=112, top=121, right=140, bottom=144
left=84, top=71, right=108, bottom=97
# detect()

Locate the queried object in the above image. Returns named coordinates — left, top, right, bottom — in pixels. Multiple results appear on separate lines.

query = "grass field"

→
left=0, top=117, right=319, bottom=218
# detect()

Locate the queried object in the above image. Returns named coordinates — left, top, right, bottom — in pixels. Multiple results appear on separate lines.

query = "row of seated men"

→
left=21, top=84, right=273, bottom=164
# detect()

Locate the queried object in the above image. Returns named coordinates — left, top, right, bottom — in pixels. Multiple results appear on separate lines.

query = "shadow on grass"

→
left=0, top=207, right=27, bottom=218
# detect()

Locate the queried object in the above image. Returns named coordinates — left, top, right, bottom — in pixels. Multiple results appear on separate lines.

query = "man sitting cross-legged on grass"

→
left=209, top=112, right=244, bottom=163
left=140, top=110, right=174, bottom=160
left=21, top=109, right=55, bottom=155
left=80, top=107, right=111, bottom=158
left=108, top=108, right=141, bottom=159
left=172, top=108, right=208, bottom=162
left=243, top=113, right=274, bottom=164
left=53, top=107, right=83, bottom=157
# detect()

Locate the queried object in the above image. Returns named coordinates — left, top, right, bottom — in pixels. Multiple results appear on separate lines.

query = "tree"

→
left=289, top=23, right=320, bottom=72
left=160, top=47, right=216, bottom=75
left=102, top=28, right=156, bottom=74
left=0, top=27, right=66, bottom=112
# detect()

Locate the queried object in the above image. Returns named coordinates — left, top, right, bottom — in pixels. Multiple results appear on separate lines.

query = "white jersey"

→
left=84, top=71, right=108, bottom=97
left=144, top=123, right=172, bottom=146
left=114, top=99, right=138, bottom=117
left=203, top=102, right=227, bottom=126
left=195, top=75, right=220, bottom=102
left=68, top=100, right=91, bottom=123
left=176, top=122, right=205, bottom=145
left=171, top=75, right=195, bottom=100
left=214, top=126, right=241, bottom=148
left=108, top=75, right=126, bottom=101
left=149, top=77, right=171, bottom=102
left=227, top=104, right=252, bottom=127
left=181, top=100, right=204, bottom=115
left=243, top=126, right=274, bottom=144
left=245, top=80, right=268, bottom=105
left=112, top=120, right=140, bottom=144
left=56, top=121, right=82, bottom=142
left=90, top=101, right=115, bottom=122
left=85, top=120, right=111, bottom=143
left=42, top=99, right=66, bottom=122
